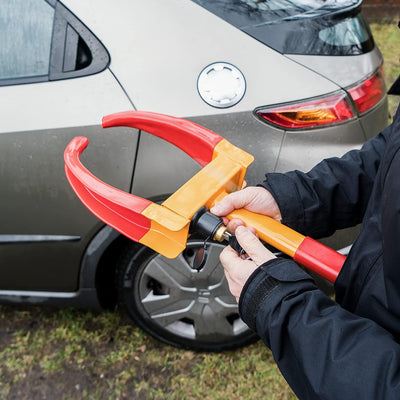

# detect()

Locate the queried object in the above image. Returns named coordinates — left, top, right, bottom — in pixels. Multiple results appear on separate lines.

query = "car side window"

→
left=0, top=0, right=109, bottom=86
left=0, top=0, right=54, bottom=81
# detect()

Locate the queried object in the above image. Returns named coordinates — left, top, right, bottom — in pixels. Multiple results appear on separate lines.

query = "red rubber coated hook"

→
left=64, top=135, right=152, bottom=242
left=102, top=111, right=223, bottom=166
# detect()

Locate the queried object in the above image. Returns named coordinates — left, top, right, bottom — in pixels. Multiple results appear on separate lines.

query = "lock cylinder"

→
left=190, top=206, right=246, bottom=255
left=190, top=206, right=226, bottom=241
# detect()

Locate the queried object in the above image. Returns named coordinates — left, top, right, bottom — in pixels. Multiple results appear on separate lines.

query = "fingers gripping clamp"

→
left=64, top=111, right=254, bottom=259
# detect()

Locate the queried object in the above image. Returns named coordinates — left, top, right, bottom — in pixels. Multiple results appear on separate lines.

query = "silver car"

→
left=0, top=0, right=388, bottom=351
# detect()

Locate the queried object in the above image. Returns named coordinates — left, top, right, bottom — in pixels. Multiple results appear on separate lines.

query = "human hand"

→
left=211, top=186, right=282, bottom=232
left=220, top=225, right=276, bottom=302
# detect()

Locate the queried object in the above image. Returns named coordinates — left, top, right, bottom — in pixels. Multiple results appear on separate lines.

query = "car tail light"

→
left=347, top=69, right=386, bottom=115
left=255, top=92, right=355, bottom=129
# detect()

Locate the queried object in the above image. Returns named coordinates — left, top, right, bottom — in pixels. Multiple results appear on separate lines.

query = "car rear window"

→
left=191, top=0, right=374, bottom=55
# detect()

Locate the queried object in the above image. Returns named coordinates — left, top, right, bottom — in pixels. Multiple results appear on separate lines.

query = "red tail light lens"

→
left=347, top=70, right=386, bottom=115
left=255, top=92, right=355, bottom=129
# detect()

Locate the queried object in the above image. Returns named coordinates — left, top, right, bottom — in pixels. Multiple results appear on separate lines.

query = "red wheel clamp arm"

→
left=64, top=111, right=345, bottom=283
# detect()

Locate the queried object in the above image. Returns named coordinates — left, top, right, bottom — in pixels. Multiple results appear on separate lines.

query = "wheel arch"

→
left=79, top=224, right=134, bottom=309
left=81, top=195, right=175, bottom=309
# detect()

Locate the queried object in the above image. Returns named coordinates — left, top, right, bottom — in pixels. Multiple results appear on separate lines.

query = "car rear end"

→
left=191, top=0, right=388, bottom=147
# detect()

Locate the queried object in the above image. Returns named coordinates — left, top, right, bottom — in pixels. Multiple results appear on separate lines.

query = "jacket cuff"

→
left=239, top=258, right=316, bottom=333
left=239, top=260, right=279, bottom=331
left=259, top=173, right=305, bottom=232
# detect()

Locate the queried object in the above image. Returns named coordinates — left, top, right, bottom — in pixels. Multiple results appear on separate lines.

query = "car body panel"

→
left=131, top=111, right=285, bottom=200
left=288, top=46, right=384, bottom=88
left=0, top=224, right=119, bottom=307
left=0, top=70, right=132, bottom=133
left=62, top=0, right=341, bottom=117
left=359, top=97, right=390, bottom=140
left=0, top=26, right=140, bottom=292
left=0, top=121, right=138, bottom=291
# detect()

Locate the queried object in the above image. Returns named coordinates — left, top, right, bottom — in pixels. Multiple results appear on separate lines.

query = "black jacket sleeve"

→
left=260, top=126, right=390, bottom=238
left=239, top=259, right=400, bottom=400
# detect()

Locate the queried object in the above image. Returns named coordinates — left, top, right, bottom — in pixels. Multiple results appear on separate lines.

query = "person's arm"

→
left=241, top=259, right=400, bottom=399
left=221, top=227, right=400, bottom=400
left=262, top=126, right=390, bottom=238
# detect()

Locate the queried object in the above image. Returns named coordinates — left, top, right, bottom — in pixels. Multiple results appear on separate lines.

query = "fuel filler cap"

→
left=197, top=62, right=246, bottom=108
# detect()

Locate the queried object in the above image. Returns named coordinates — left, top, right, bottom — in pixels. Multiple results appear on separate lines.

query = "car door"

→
left=0, top=0, right=137, bottom=292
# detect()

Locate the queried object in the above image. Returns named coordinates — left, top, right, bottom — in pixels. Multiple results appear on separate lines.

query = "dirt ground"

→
left=0, top=305, right=295, bottom=400
left=0, top=305, right=168, bottom=400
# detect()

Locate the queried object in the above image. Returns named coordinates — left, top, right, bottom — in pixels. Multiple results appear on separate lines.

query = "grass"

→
left=370, top=21, right=400, bottom=116
left=0, top=307, right=295, bottom=399
left=0, top=20, right=399, bottom=400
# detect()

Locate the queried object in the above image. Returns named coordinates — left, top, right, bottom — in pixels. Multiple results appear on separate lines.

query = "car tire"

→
left=116, top=238, right=259, bottom=351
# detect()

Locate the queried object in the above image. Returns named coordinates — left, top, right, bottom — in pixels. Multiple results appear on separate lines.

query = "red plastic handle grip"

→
left=294, top=237, right=345, bottom=283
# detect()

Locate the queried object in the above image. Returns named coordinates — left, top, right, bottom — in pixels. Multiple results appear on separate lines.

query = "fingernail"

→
left=210, top=205, right=220, bottom=214
left=235, top=225, right=246, bottom=234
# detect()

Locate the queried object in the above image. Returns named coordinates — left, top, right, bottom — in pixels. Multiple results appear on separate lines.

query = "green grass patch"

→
left=370, top=21, right=400, bottom=117
left=0, top=306, right=296, bottom=399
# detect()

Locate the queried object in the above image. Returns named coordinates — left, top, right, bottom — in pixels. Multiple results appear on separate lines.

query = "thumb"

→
left=235, top=226, right=275, bottom=266
left=211, top=191, right=248, bottom=216
left=210, top=196, right=235, bottom=216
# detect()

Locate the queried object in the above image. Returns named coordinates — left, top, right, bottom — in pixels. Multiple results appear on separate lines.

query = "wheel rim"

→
left=136, top=240, right=251, bottom=343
